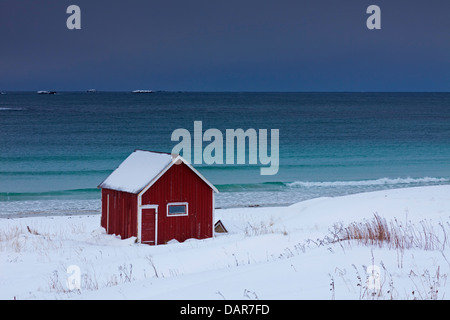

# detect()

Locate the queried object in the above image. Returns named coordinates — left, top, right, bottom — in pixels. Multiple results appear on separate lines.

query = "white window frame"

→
left=167, top=202, right=189, bottom=217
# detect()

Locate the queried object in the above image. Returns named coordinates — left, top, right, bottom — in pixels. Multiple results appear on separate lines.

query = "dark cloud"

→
left=0, top=0, right=449, bottom=91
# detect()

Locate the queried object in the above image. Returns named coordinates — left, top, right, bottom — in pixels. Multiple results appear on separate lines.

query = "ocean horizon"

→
left=1, top=92, right=449, bottom=216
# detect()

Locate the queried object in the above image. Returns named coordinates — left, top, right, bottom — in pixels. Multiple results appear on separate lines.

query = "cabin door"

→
left=141, top=208, right=157, bottom=245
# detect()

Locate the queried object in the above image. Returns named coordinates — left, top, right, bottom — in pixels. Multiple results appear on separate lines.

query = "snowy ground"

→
left=1, top=185, right=450, bottom=300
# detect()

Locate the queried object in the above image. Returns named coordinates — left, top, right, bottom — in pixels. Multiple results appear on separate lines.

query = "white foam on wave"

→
left=287, top=177, right=449, bottom=188
left=0, top=107, right=26, bottom=111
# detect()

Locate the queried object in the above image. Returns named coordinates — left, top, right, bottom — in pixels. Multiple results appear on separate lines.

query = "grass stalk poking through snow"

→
left=332, top=213, right=450, bottom=251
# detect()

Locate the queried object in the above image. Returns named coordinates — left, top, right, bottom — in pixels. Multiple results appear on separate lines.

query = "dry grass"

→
left=331, top=213, right=450, bottom=251
left=0, top=225, right=26, bottom=252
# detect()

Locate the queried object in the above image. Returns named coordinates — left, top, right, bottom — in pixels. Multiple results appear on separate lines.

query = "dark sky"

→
left=0, top=0, right=449, bottom=91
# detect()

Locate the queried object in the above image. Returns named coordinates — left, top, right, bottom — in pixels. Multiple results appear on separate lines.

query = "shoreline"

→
left=1, top=183, right=448, bottom=220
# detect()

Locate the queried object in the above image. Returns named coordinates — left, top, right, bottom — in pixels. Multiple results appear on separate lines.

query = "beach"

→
left=1, top=184, right=450, bottom=300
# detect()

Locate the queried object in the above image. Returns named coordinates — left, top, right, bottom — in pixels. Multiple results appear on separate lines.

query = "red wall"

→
left=101, top=188, right=138, bottom=240
left=141, top=162, right=213, bottom=244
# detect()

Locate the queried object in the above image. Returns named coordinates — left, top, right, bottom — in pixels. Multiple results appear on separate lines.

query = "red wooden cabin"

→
left=98, top=150, right=218, bottom=245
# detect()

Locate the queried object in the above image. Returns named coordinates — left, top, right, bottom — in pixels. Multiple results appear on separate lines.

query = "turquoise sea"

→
left=1, top=92, right=449, bottom=216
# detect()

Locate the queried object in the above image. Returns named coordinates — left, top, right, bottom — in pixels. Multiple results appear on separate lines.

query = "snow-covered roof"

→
left=99, top=150, right=173, bottom=194
left=99, top=150, right=218, bottom=194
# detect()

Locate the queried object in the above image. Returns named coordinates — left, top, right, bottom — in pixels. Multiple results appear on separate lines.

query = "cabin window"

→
left=167, top=202, right=188, bottom=216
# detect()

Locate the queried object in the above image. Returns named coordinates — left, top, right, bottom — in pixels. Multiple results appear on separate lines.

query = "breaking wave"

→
left=0, top=107, right=26, bottom=111
left=286, top=177, right=449, bottom=188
